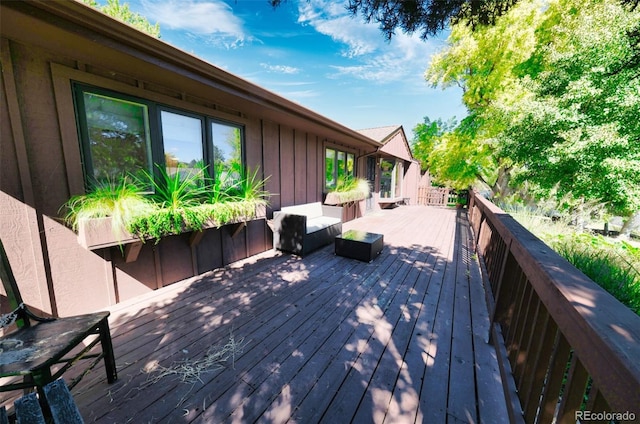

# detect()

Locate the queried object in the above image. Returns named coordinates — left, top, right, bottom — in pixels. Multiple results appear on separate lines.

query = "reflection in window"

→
left=211, top=121, right=242, bottom=184
left=395, top=160, right=403, bottom=198
left=80, top=92, right=153, bottom=186
left=346, top=153, right=355, bottom=175
left=337, top=151, right=346, bottom=183
left=325, top=147, right=355, bottom=190
left=325, top=148, right=336, bottom=189
left=161, top=110, right=203, bottom=179
left=380, top=159, right=394, bottom=199
left=380, top=159, right=403, bottom=199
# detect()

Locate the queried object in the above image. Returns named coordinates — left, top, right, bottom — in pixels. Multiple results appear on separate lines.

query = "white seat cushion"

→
left=306, top=216, right=341, bottom=234
left=281, top=202, right=324, bottom=220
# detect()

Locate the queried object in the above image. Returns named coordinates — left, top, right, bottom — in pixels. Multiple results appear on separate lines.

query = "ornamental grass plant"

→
left=502, top=203, right=640, bottom=316
left=62, top=166, right=270, bottom=243
left=325, top=176, right=370, bottom=204
left=62, top=177, right=157, bottom=232
left=546, top=233, right=640, bottom=315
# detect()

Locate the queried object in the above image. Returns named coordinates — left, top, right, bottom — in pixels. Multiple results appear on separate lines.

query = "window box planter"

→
left=324, top=191, right=368, bottom=206
left=324, top=178, right=370, bottom=205
left=77, top=203, right=267, bottom=252
left=77, top=217, right=139, bottom=250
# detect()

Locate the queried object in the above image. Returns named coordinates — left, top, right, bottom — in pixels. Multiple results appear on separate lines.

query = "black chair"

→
left=0, top=239, right=117, bottom=395
left=0, top=378, right=84, bottom=424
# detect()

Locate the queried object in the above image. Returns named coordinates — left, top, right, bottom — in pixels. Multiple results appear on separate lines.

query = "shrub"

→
left=62, top=178, right=157, bottom=231
left=545, top=233, right=640, bottom=315
left=61, top=166, right=270, bottom=243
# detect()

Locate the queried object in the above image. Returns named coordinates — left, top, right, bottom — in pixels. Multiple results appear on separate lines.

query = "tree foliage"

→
left=271, top=0, right=639, bottom=41
left=499, top=0, right=640, bottom=215
left=422, top=0, right=543, bottom=194
left=343, top=0, right=518, bottom=40
left=411, top=116, right=456, bottom=172
left=421, top=0, right=640, bottom=218
left=81, top=0, right=161, bottom=38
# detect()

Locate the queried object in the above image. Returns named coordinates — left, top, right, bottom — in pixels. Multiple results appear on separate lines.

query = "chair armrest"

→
left=273, top=211, right=308, bottom=232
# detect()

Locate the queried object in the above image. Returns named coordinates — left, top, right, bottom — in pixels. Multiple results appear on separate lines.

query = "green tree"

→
left=271, top=0, right=638, bottom=41
left=424, top=0, right=543, bottom=196
left=81, top=0, right=160, bottom=38
left=270, top=0, right=520, bottom=40
left=499, top=0, right=640, bottom=219
left=411, top=117, right=457, bottom=172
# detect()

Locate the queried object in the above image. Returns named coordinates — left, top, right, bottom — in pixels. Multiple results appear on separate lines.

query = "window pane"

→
left=380, top=159, right=395, bottom=199
left=325, top=148, right=336, bottom=189
left=82, top=92, right=152, bottom=184
left=211, top=121, right=242, bottom=184
left=395, top=161, right=403, bottom=197
left=161, top=110, right=203, bottom=178
left=337, top=151, right=346, bottom=183
left=346, top=153, right=355, bottom=177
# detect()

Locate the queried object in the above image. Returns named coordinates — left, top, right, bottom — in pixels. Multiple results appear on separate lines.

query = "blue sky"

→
left=106, top=0, right=467, bottom=139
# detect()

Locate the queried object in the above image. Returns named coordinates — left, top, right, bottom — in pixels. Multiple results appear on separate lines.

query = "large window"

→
left=211, top=121, right=242, bottom=184
left=160, top=110, right=204, bottom=177
left=74, top=84, right=244, bottom=190
left=325, top=148, right=355, bottom=189
left=380, top=159, right=403, bottom=199
left=76, top=91, right=154, bottom=185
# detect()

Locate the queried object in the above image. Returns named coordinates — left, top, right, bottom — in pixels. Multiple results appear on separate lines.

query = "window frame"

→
left=72, top=82, right=246, bottom=191
left=73, top=84, right=161, bottom=191
left=379, top=158, right=403, bottom=199
left=324, top=146, right=356, bottom=190
left=208, top=117, right=246, bottom=180
left=158, top=106, right=207, bottom=174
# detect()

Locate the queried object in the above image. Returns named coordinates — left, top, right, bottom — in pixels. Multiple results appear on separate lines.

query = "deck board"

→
left=5, top=206, right=509, bottom=423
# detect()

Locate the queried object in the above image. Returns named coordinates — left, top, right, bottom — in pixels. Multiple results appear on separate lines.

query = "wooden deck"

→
left=69, top=206, right=508, bottom=423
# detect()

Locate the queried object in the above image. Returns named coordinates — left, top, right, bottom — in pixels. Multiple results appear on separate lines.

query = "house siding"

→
left=0, top=2, right=379, bottom=316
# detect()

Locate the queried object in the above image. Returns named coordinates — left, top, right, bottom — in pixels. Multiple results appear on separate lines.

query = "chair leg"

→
left=98, top=319, right=117, bottom=383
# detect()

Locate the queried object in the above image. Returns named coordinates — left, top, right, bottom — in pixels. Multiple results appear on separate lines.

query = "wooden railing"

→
left=417, top=186, right=456, bottom=206
left=469, top=192, right=640, bottom=424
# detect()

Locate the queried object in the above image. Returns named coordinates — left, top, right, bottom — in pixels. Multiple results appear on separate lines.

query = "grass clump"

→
left=544, top=233, right=640, bottom=315
left=502, top=202, right=640, bottom=316
left=62, top=165, right=270, bottom=243
left=326, top=176, right=370, bottom=204
left=62, top=178, right=157, bottom=232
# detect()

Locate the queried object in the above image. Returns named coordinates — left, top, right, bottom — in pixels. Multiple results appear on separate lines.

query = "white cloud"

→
left=296, top=0, right=440, bottom=84
left=141, top=0, right=249, bottom=47
left=260, top=63, right=301, bottom=75
left=285, top=90, right=320, bottom=99
left=297, top=1, right=379, bottom=58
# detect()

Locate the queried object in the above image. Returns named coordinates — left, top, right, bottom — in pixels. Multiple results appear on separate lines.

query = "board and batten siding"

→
left=0, top=2, right=378, bottom=315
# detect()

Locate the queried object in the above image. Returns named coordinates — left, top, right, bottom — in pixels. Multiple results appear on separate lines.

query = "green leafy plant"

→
left=63, top=165, right=271, bottom=244
left=61, top=177, right=157, bottom=232
left=507, top=204, right=640, bottom=316
left=144, top=164, right=208, bottom=210
left=547, top=233, right=640, bottom=315
left=326, top=176, right=370, bottom=204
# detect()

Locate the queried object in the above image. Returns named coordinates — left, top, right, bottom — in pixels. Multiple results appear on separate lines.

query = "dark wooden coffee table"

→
left=335, top=230, right=383, bottom=262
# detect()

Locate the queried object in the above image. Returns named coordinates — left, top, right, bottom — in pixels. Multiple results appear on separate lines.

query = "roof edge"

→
left=20, top=0, right=382, bottom=148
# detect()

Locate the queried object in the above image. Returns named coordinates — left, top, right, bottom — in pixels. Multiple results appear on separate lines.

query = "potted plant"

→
left=61, top=165, right=270, bottom=249
left=324, top=176, right=370, bottom=205
left=62, top=178, right=157, bottom=248
left=455, top=189, right=468, bottom=209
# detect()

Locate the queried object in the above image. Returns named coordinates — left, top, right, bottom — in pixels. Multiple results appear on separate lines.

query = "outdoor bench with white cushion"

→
left=272, top=202, right=342, bottom=256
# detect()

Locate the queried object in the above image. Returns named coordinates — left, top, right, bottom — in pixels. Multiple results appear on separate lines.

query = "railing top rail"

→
left=470, top=191, right=640, bottom=413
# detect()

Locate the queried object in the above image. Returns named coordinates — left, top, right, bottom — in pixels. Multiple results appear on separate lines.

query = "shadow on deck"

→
left=68, top=206, right=509, bottom=423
